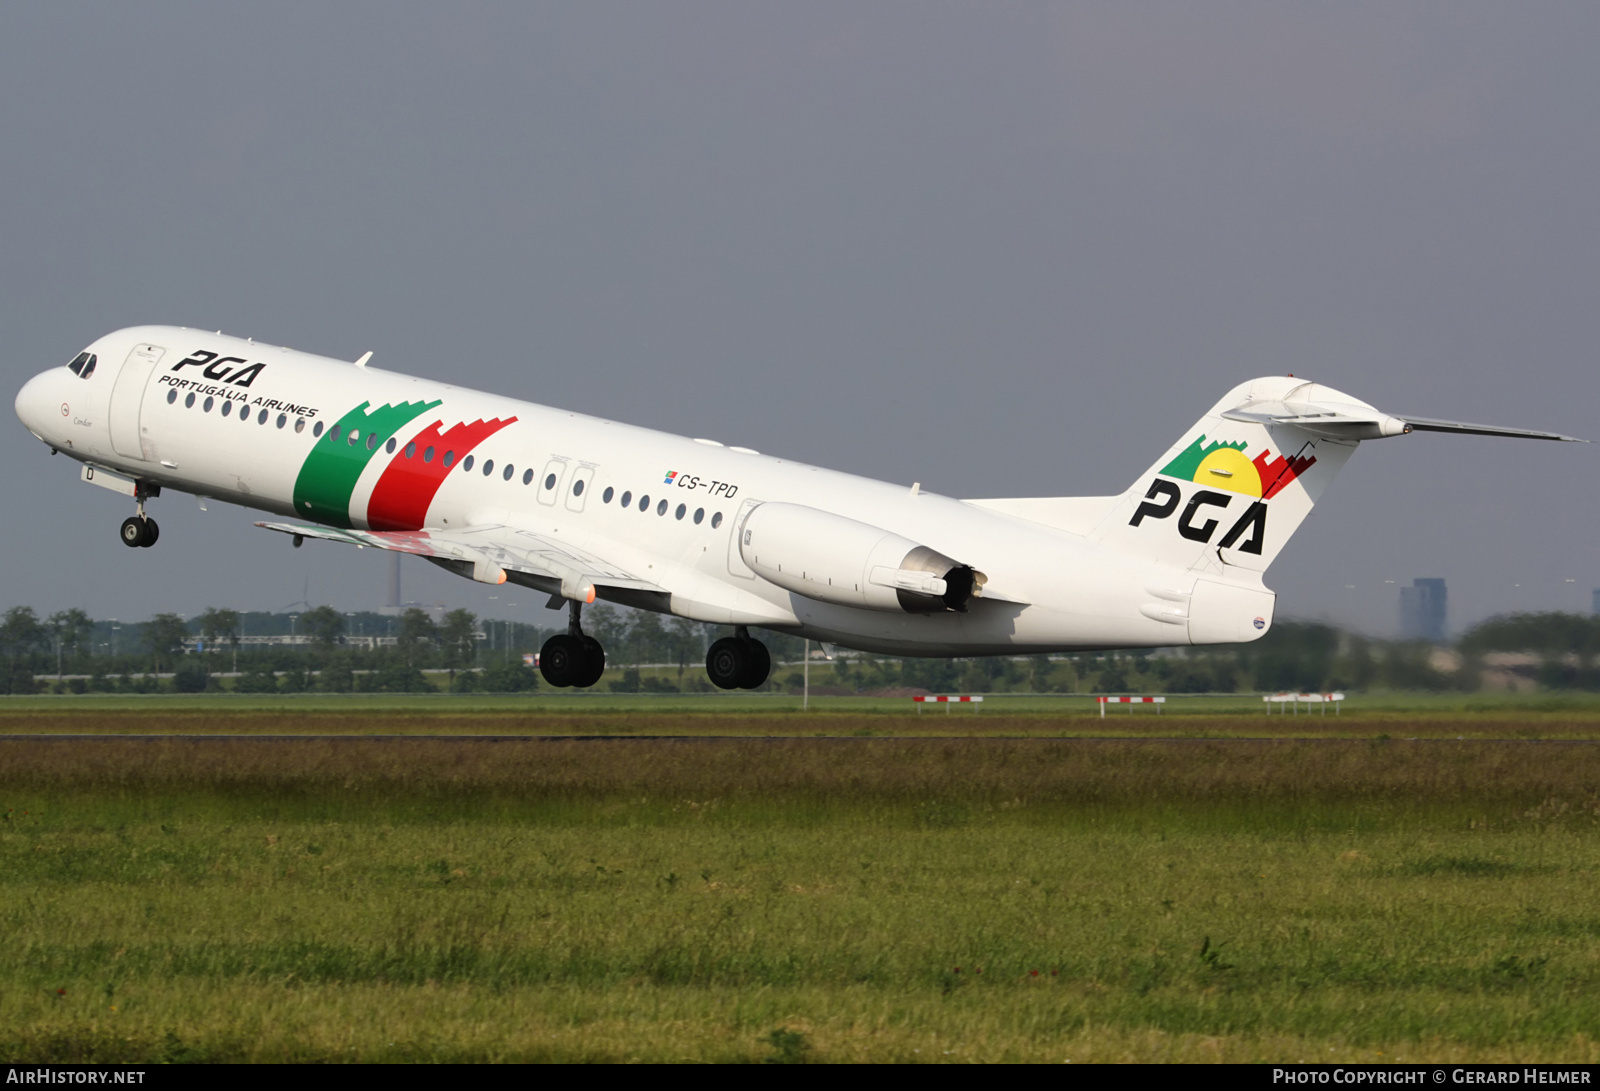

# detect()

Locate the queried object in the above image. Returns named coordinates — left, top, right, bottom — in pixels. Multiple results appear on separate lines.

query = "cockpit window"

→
left=67, top=352, right=97, bottom=379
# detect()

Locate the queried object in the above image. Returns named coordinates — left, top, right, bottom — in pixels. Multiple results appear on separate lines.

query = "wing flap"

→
left=255, top=521, right=667, bottom=600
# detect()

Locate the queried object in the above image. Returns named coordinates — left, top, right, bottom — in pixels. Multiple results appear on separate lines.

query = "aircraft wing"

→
left=255, top=521, right=667, bottom=603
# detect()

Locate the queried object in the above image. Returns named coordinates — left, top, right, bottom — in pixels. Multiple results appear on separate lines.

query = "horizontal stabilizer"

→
left=1395, top=416, right=1586, bottom=443
left=1221, top=392, right=1585, bottom=443
left=1220, top=401, right=1411, bottom=440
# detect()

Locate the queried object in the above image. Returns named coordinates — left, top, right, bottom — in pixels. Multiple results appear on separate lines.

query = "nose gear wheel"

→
left=119, top=516, right=159, bottom=548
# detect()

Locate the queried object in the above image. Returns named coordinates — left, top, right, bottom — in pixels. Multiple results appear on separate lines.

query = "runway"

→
left=1, top=734, right=1597, bottom=744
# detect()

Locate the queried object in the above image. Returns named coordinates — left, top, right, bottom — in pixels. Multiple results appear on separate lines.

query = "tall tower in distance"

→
left=1399, top=578, right=1448, bottom=642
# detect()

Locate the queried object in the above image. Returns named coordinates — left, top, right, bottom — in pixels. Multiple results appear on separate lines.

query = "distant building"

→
left=1399, top=578, right=1448, bottom=642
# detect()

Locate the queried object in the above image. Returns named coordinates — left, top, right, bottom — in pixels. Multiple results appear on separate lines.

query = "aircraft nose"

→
left=14, top=370, right=63, bottom=440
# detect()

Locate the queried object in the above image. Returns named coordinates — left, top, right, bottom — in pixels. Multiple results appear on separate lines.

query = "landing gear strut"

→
left=119, top=492, right=159, bottom=548
left=539, top=600, right=606, bottom=688
left=706, top=627, right=771, bottom=690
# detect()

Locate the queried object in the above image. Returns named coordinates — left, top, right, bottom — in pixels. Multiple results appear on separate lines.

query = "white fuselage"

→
left=16, top=326, right=1241, bottom=656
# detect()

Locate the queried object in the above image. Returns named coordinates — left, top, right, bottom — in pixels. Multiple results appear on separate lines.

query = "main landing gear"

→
left=539, top=600, right=606, bottom=689
left=706, top=628, right=771, bottom=690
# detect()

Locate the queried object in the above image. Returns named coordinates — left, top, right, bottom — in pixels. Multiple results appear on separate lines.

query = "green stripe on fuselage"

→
left=292, top=399, right=442, bottom=527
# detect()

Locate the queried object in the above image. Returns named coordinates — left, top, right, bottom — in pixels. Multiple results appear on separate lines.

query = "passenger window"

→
left=675, top=503, right=686, bottom=520
left=482, top=459, right=494, bottom=477
left=711, top=512, right=723, bottom=529
left=522, top=469, right=533, bottom=485
left=185, top=393, right=196, bottom=409
left=639, top=494, right=650, bottom=511
left=329, top=424, right=340, bottom=442
left=313, top=421, right=323, bottom=437
left=443, top=451, right=455, bottom=468
left=462, top=455, right=475, bottom=472
left=603, top=486, right=614, bottom=504
left=544, top=473, right=557, bottom=490
left=221, top=400, right=232, bottom=417
left=405, top=442, right=416, bottom=458
left=296, top=419, right=306, bottom=434
left=502, top=464, right=514, bottom=481
left=203, top=397, right=213, bottom=413
left=620, top=490, right=632, bottom=507
left=240, top=408, right=249, bottom=424
left=385, top=438, right=396, bottom=454
left=166, top=389, right=177, bottom=404
left=366, top=433, right=377, bottom=449
left=276, top=414, right=286, bottom=429
left=347, top=430, right=360, bottom=446
left=424, top=446, right=434, bottom=462
left=657, top=499, right=668, bottom=516
left=564, top=466, right=595, bottom=512
left=258, top=410, right=268, bottom=425
left=694, top=508, right=704, bottom=524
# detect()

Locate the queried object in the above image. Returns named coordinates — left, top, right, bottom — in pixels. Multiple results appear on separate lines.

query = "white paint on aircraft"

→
left=14, top=325, right=1584, bottom=688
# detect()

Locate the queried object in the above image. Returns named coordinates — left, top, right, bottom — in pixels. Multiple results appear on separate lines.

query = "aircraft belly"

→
left=668, top=569, right=799, bottom=626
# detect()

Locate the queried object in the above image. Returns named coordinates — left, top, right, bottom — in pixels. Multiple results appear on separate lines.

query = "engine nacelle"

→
left=739, top=502, right=983, bottom=613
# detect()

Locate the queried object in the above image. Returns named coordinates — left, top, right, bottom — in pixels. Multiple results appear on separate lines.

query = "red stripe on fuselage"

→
left=366, top=417, right=517, bottom=530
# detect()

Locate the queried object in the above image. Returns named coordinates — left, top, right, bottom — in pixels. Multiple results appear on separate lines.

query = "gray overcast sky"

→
left=3, top=3, right=1595, bottom=636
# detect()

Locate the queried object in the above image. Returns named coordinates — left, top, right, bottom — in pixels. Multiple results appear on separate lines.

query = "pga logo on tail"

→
left=1128, top=436, right=1316, bottom=554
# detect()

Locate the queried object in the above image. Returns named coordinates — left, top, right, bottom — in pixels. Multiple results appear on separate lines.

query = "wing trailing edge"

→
left=255, top=521, right=666, bottom=604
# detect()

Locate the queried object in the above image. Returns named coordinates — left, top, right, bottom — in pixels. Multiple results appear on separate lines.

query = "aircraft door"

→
left=108, top=343, right=166, bottom=460
left=564, top=465, right=596, bottom=511
left=726, top=497, right=761, bottom=579
left=535, top=457, right=568, bottom=507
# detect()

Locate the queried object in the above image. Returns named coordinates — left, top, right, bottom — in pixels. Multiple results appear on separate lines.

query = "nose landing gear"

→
left=119, top=516, right=159, bottom=547
left=118, top=485, right=160, bottom=548
left=539, top=600, right=607, bottom=688
left=706, top=627, right=771, bottom=690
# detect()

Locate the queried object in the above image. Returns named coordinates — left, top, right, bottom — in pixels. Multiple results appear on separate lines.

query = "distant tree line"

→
left=3, top=603, right=1599, bottom=695
left=0, top=602, right=803, bottom=696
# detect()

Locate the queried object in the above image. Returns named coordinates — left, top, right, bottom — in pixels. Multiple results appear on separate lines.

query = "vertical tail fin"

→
left=1090, top=377, right=1394, bottom=577
left=1077, top=375, right=1576, bottom=646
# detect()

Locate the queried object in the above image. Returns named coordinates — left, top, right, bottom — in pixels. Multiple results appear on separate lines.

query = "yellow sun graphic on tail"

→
left=1194, top=446, right=1262, bottom=496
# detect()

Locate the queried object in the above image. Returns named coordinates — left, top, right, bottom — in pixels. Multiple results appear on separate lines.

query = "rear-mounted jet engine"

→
left=739, top=502, right=984, bottom=613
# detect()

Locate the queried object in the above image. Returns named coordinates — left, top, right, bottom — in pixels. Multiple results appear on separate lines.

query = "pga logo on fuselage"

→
left=1129, top=478, right=1267, bottom=554
left=169, top=350, right=266, bottom=388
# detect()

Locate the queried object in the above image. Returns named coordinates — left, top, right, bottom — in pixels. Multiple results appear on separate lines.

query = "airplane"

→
left=14, top=326, right=1584, bottom=689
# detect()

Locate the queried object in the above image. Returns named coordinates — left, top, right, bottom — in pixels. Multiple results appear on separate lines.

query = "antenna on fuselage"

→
left=353, top=351, right=373, bottom=369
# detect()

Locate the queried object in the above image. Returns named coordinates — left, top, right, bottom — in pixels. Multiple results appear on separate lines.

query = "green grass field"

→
left=0, top=729, right=1597, bottom=1062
